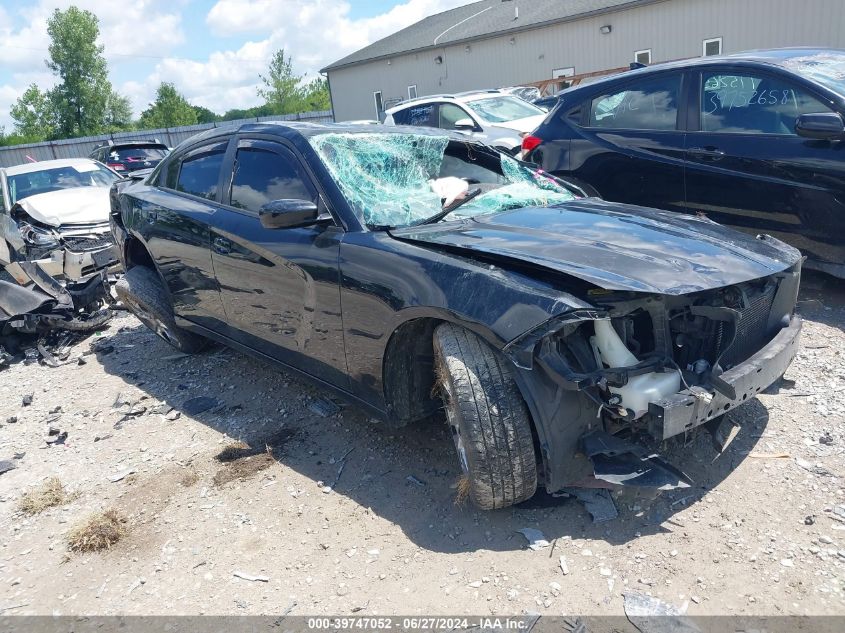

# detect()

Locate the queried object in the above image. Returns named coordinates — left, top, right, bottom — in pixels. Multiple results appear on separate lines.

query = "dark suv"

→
left=90, top=140, right=170, bottom=174
left=524, top=48, right=845, bottom=278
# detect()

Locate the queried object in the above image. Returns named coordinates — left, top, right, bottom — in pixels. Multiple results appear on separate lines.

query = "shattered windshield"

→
left=782, top=52, right=845, bottom=94
left=465, top=95, right=544, bottom=122
left=309, top=132, right=576, bottom=228
left=7, top=163, right=118, bottom=205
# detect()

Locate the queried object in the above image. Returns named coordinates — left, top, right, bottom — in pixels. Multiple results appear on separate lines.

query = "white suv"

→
left=384, top=90, right=547, bottom=154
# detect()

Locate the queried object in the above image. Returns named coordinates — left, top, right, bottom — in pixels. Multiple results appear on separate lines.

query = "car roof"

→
left=175, top=120, right=474, bottom=148
left=565, top=47, right=845, bottom=92
left=386, top=90, right=521, bottom=113
left=2, top=158, right=103, bottom=177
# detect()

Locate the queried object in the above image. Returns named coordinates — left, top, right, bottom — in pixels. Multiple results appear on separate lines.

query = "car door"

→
left=139, top=139, right=229, bottom=330
left=208, top=137, right=348, bottom=388
left=568, top=71, right=688, bottom=211
left=685, top=66, right=845, bottom=268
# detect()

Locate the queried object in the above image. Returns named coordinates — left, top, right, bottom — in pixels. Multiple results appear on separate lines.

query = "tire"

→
left=433, top=323, right=537, bottom=509
left=115, top=266, right=206, bottom=353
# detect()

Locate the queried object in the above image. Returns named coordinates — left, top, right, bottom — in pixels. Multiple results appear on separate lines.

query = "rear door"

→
left=208, top=138, right=348, bottom=387
left=569, top=71, right=688, bottom=211
left=138, top=139, right=229, bottom=330
left=684, top=65, right=845, bottom=267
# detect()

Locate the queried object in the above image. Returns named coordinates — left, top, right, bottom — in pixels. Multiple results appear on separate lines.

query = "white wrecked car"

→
left=0, top=158, right=121, bottom=285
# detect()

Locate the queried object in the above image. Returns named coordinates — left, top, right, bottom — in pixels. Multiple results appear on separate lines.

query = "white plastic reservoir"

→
left=592, top=319, right=681, bottom=419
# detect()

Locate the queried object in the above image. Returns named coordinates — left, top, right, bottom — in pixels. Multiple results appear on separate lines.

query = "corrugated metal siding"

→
left=329, top=0, right=845, bottom=121
left=0, top=110, right=333, bottom=168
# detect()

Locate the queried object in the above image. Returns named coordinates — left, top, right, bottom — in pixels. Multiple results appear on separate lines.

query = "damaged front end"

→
left=504, top=263, right=802, bottom=493
left=1, top=211, right=117, bottom=361
left=1, top=207, right=120, bottom=287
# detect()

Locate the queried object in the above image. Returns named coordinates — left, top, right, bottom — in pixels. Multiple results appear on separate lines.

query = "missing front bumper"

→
left=648, top=315, right=802, bottom=441
left=5, top=244, right=119, bottom=285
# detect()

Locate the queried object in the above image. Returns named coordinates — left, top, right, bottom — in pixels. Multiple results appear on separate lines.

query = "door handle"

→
left=687, top=146, right=725, bottom=160
left=212, top=236, right=232, bottom=255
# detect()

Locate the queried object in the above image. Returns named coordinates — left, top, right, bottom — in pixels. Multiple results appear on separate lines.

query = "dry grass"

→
left=19, top=477, right=76, bottom=515
left=212, top=446, right=276, bottom=487
left=67, top=509, right=127, bottom=553
left=179, top=469, right=200, bottom=487
left=454, top=474, right=471, bottom=506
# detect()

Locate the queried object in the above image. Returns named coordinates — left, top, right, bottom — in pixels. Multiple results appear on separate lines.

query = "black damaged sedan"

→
left=110, top=122, right=802, bottom=509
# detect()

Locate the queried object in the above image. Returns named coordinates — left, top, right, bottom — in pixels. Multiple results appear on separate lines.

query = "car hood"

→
left=14, top=187, right=111, bottom=227
left=491, top=114, right=546, bottom=134
left=390, top=199, right=801, bottom=295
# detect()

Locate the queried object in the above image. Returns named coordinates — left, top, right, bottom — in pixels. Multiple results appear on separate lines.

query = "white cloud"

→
left=0, top=0, right=185, bottom=125
left=1, top=0, right=476, bottom=127
left=152, top=0, right=475, bottom=114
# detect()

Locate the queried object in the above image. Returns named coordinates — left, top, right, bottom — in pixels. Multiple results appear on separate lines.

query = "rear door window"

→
left=229, top=142, right=316, bottom=213
left=392, top=103, right=436, bottom=126
left=175, top=142, right=227, bottom=200
left=589, top=74, right=681, bottom=130
left=701, top=71, right=832, bottom=134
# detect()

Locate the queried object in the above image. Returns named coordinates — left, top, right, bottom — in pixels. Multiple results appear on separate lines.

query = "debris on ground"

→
left=406, top=475, right=426, bottom=487
left=19, top=477, right=75, bottom=515
left=623, top=592, right=699, bottom=633
left=565, top=487, right=619, bottom=523
left=0, top=460, right=16, bottom=476
left=233, top=571, right=269, bottom=582
left=67, top=509, right=127, bottom=553
left=309, top=398, right=341, bottom=418
left=108, top=469, right=135, bottom=483
left=517, top=528, right=550, bottom=551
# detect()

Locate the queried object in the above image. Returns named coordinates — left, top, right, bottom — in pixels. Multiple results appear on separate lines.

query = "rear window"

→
left=108, top=145, right=168, bottom=162
left=589, top=74, right=681, bottom=130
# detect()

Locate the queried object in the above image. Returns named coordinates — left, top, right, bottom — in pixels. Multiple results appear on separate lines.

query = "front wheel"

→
left=433, top=323, right=538, bottom=509
left=115, top=266, right=207, bottom=354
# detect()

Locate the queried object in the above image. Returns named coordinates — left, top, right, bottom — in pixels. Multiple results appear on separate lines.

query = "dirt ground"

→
left=0, top=271, right=843, bottom=616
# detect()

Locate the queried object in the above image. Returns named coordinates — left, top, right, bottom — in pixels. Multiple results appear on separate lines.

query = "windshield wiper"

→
left=411, top=187, right=483, bottom=227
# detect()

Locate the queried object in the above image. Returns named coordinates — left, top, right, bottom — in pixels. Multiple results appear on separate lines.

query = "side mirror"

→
left=795, top=112, right=845, bottom=140
left=453, top=118, right=477, bottom=131
left=259, top=199, right=319, bottom=229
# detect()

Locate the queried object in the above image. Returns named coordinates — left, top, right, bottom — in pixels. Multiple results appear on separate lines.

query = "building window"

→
left=407, top=85, right=418, bottom=100
left=373, top=91, right=383, bottom=120
left=703, top=37, right=722, bottom=57
left=634, top=49, right=651, bottom=65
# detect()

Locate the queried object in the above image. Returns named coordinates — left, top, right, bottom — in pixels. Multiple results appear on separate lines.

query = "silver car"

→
left=384, top=90, right=547, bottom=154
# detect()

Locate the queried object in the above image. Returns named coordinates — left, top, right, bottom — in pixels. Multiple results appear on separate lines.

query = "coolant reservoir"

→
left=592, top=320, right=681, bottom=419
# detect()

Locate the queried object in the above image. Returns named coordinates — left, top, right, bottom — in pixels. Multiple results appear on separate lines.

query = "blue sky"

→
left=0, top=0, right=475, bottom=128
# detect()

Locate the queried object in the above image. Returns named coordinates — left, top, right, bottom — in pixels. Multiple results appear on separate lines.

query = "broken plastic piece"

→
left=582, top=431, right=692, bottom=490
left=564, top=487, right=619, bottom=522
left=517, top=527, right=550, bottom=550
left=623, top=592, right=701, bottom=633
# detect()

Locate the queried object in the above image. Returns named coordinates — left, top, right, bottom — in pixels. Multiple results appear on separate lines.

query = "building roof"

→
left=323, top=0, right=659, bottom=72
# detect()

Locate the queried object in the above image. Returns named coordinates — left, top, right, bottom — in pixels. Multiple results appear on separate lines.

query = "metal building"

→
left=322, top=0, right=845, bottom=122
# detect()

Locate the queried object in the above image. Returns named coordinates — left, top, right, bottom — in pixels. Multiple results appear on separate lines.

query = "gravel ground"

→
left=0, top=271, right=843, bottom=616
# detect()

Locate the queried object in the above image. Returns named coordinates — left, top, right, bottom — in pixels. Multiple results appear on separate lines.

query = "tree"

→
left=193, top=105, right=220, bottom=124
left=45, top=7, right=114, bottom=137
left=301, top=76, right=331, bottom=112
left=139, top=83, right=198, bottom=129
left=104, top=90, right=133, bottom=132
left=10, top=84, right=56, bottom=141
left=257, top=49, right=304, bottom=114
